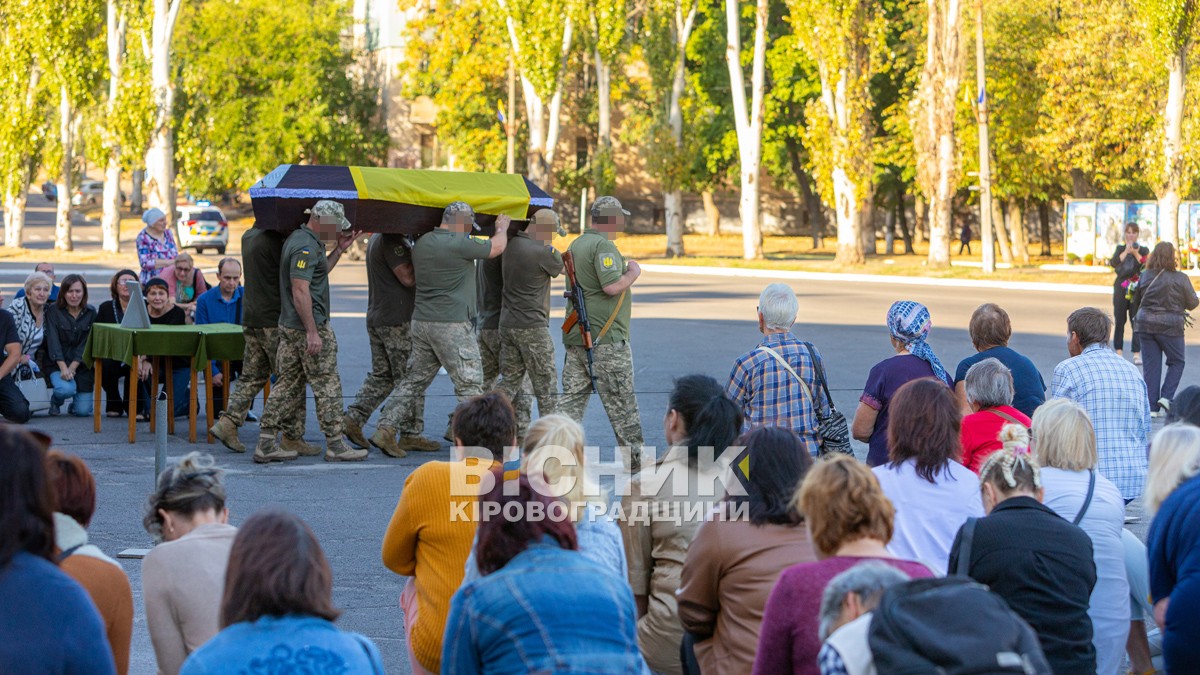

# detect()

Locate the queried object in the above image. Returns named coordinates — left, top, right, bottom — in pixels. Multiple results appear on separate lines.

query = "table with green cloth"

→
left=84, top=323, right=246, bottom=443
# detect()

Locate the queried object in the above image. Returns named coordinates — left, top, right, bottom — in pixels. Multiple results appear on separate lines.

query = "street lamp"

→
left=975, top=0, right=995, bottom=274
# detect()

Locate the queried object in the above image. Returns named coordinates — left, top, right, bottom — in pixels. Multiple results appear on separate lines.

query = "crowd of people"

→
left=2, top=207, right=1200, bottom=674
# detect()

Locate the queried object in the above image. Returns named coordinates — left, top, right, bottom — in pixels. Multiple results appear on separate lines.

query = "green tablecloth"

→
left=83, top=323, right=246, bottom=368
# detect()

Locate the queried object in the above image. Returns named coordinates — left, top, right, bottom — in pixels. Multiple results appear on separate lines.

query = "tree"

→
left=913, top=0, right=965, bottom=268
left=788, top=0, right=881, bottom=264
left=496, top=0, right=575, bottom=187
left=583, top=0, right=627, bottom=195
left=725, top=0, right=770, bottom=260
left=1136, top=0, right=1198, bottom=248
left=145, top=0, right=182, bottom=223
left=0, top=7, right=51, bottom=248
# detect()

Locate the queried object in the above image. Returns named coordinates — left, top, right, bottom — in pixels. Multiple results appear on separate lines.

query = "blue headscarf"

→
left=887, top=300, right=949, bottom=385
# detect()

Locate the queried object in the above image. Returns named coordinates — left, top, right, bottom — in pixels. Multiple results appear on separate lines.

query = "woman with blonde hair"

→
left=753, top=456, right=933, bottom=675
left=1146, top=423, right=1200, bottom=672
left=1027, top=400, right=1129, bottom=675
left=462, top=414, right=627, bottom=583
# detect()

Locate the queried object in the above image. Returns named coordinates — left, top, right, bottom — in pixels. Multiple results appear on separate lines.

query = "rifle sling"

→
left=595, top=290, right=626, bottom=343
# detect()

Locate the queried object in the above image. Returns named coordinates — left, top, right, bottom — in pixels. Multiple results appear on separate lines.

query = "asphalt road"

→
left=0, top=254, right=1180, bottom=674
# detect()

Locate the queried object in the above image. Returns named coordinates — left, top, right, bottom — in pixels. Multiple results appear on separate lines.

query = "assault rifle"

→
left=561, top=251, right=597, bottom=392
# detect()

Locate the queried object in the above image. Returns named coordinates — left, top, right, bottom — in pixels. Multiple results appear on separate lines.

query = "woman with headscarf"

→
left=136, top=207, right=179, bottom=285
left=852, top=300, right=954, bottom=466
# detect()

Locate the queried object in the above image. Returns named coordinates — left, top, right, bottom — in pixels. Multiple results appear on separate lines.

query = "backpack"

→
left=868, top=577, right=1052, bottom=675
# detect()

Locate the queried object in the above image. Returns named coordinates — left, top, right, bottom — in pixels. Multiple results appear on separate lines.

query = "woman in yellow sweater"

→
left=382, top=392, right=515, bottom=674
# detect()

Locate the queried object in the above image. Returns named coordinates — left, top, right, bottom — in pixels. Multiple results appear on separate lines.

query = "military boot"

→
left=209, top=416, right=245, bottom=453
left=280, top=435, right=322, bottom=456
left=369, top=426, right=407, bottom=458
left=343, top=414, right=370, bottom=449
left=399, top=435, right=442, bottom=452
left=253, top=434, right=298, bottom=464
left=324, top=437, right=368, bottom=462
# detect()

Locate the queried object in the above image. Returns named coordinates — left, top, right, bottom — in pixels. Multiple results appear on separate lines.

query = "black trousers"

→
left=0, top=375, right=31, bottom=423
left=210, top=360, right=243, bottom=417
left=1113, top=287, right=1141, bottom=352
left=101, top=358, right=133, bottom=414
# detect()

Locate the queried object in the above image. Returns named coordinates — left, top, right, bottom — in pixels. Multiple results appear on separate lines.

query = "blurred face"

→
left=63, top=281, right=84, bottom=309
left=308, top=215, right=340, bottom=243
left=146, top=286, right=170, bottom=311
left=149, top=216, right=166, bottom=232
left=529, top=220, right=554, bottom=243
left=174, top=259, right=194, bottom=282
left=592, top=213, right=626, bottom=235
left=1125, top=227, right=1140, bottom=245
left=35, top=264, right=54, bottom=281
left=443, top=212, right=473, bottom=234
left=116, top=274, right=136, bottom=300
left=28, top=282, right=50, bottom=307
left=218, top=263, right=241, bottom=295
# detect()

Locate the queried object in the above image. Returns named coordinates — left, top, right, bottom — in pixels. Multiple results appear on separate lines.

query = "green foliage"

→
left=1134, top=0, right=1199, bottom=57
left=0, top=5, right=52, bottom=199
left=500, top=0, right=574, bottom=99
left=173, top=0, right=388, bottom=197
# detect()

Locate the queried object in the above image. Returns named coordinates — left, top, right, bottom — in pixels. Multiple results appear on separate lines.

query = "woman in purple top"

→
left=753, top=456, right=933, bottom=675
left=851, top=300, right=953, bottom=466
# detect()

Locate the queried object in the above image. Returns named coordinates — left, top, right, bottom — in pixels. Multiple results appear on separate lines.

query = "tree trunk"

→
left=1159, top=48, right=1186, bottom=249
left=897, top=191, right=914, bottom=253
left=148, top=0, right=183, bottom=225
left=702, top=190, right=720, bottom=235
left=664, top=190, right=684, bottom=256
left=1008, top=196, right=1029, bottom=264
left=56, top=85, right=74, bottom=252
left=885, top=208, right=896, bottom=255
left=4, top=187, right=30, bottom=249
left=992, top=194, right=1012, bottom=264
left=797, top=171, right=824, bottom=248
left=102, top=0, right=125, bottom=253
left=595, top=50, right=611, bottom=152
left=833, top=168, right=864, bottom=264
left=131, top=167, right=144, bottom=213
left=724, top=0, right=767, bottom=260
left=509, top=17, right=572, bottom=191
left=664, top=6, right=696, bottom=256
left=1039, top=199, right=1052, bottom=256
left=917, top=0, right=965, bottom=269
left=914, top=195, right=926, bottom=246
left=860, top=199, right=875, bottom=256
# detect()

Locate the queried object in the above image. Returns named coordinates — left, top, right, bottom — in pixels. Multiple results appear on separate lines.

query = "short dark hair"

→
left=887, top=378, right=961, bottom=483
left=731, top=427, right=812, bottom=526
left=0, top=427, right=55, bottom=568
left=453, top=392, right=517, bottom=457
left=669, top=374, right=744, bottom=464
left=55, top=274, right=88, bottom=312
left=220, top=509, right=339, bottom=627
left=1067, top=307, right=1112, bottom=348
left=1124, top=222, right=1141, bottom=234
left=968, top=303, right=1011, bottom=350
left=1146, top=241, right=1177, bottom=272
left=476, top=471, right=577, bottom=575
left=109, top=269, right=138, bottom=302
left=1167, top=385, right=1200, bottom=426
left=47, top=451, right=96, bottom=528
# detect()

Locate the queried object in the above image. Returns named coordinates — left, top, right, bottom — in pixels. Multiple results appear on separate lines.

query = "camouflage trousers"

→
left=479, top=328, right=532, bottom=435
left=218, top=326, right=304, bottom=438
left=498, top=327, right=557, bottom=424
left=379, top=320, right=482, bottom=432
left=560, top=340, right=644, bottom=471
left=346, top=324, right=422, bottom=430
left=260, top=324, right=344, bottom=439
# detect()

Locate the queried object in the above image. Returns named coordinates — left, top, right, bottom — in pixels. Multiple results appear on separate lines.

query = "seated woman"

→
left=442, top=472, right=647, bottom=674
left=677, top=427, right=818, bottom=675
left=137, top=278, right=190, bottom=418
left=47, top=451, right=134, bottom=675
left=959, top=357, right=1031, bottom=472
left=948, top=446, right=1098, bottom=674
left=0, top=427, right=116, bottom=674
left=753, top=455, right=934, bottom=675
left=142, top=452, right=237, bottom=675
left=9, top=271, right=53, bottom=386
left=156, top=252, right=208, bottom=323
left=45, top=274, right=97, bottom=416
left=463, top=414, right=627, bottom=584
left=179, top=510, right=383, bottom=674
left=97, top=269, right=139, bottom=417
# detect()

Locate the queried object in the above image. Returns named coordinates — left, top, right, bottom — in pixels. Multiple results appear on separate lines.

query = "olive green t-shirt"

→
left=411, top=228, right=493, bottom=323
left=278, top=225, right=331, bottom=330
left=563, top=230, right=630, bottom=345
left=366, top=233, right=415, bottom=328
left=241, top=228, right=284, bottom=329
left=476, top=256, right=504, bottom=330
left=501, top=231, right=564, bottom=329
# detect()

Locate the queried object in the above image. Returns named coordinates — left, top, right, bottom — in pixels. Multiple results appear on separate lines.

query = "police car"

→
left=176, top=202, right=229, bottom=254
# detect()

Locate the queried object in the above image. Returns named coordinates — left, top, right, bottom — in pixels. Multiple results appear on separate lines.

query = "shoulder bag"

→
left=757, top=343, right=853, bottom=456
left=13, top=363, right=51, bottom=416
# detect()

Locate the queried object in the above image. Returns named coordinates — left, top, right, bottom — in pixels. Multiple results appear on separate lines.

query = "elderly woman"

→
left=1026, top=400, right=1129, bottom=675
left=137, top=278, right=190, bottom=418
left=852, top=300, right=953, bottom=466
left=872, top=378, right=983, bottom=574
left=959, top=358, right=1031, bottom=473
left=753, top=456, right=934, bottom=675
left=1146, top=423, right=1200, bottom=673
left=953, top=303, right=1045, bottom=416
left=142, top=452, right=237, bottom=675
left=8, top=271, right=53, bottom=379
left=677, top=427, right=818, bottom=675
left=136, top=207, right=179, bottom=285
left=1133, top=241, right=1199, bottom=415
left=97, top=269, right=139, bottom=417
left=156, top=252, right=208, bottom=321
left=45, top=274, right=96, bottom=416
left=727, top=283, right=829, bottom=457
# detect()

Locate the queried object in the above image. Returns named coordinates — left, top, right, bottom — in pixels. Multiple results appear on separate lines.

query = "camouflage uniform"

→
left=380, top=320, right=484, bottom=429
left=478, top=308, right=532, bottom=433
left=347, top=324, right=421, bottom=430
left=220, top=326, right=303, bottom=438
left=560, top=342, right=643, bottom=468
left=498, top=327, right=557, bottom=419
left=262, top=324, right=344, bottom=436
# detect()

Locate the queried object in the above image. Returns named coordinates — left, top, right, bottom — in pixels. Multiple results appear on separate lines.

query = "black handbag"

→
left=803, top=343, right=853, bottom=456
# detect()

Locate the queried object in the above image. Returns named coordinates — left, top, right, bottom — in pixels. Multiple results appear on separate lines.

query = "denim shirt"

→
left=443, top=541, right=649, bottom=675
left=179, top=615, right=382, bottom=675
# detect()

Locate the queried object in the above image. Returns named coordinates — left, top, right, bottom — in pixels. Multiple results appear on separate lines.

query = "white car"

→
left=176, top=205, right=229, bottom=254
left=71, top=180, right=125, bottom=206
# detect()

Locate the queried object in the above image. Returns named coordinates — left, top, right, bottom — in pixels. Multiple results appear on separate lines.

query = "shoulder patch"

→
left=600, top=254, right=616, bottom=270
left=296, top=259, right=307, bottom=269
left=394, top=245, right=405, bottom=257
left=470, top=235, right=489, bottom=244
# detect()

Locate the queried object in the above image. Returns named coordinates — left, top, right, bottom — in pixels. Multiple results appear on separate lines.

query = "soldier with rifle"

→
left=560, top=196, right=645, bottom=471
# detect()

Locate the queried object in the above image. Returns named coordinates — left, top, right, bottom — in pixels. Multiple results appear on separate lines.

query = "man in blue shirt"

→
left=195, top=258, right=244, bottom=417
left=954, top=303, right=1046, bottom=417
left=12, top=262, right=59, bottom=302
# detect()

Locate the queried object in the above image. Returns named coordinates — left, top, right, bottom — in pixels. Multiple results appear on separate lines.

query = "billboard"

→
left=1095, top=201, right=1125, bottom=260
left=1065, top=201, right=1097, bottom=260
left=1127, top=202, right=1159, bottom=246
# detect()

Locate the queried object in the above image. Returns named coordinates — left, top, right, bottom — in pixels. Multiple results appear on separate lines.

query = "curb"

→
left=639, top=264, right=1112, bottom=296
